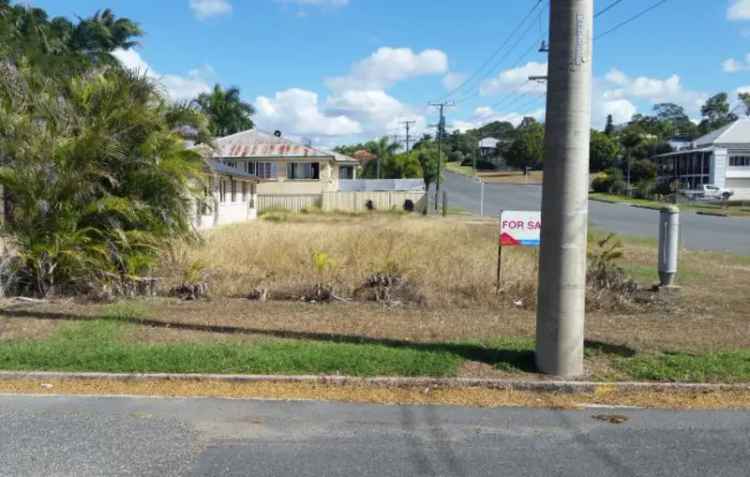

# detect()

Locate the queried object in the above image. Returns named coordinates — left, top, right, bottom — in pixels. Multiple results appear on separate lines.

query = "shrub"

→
left=0, top=66, right=204, bottom=297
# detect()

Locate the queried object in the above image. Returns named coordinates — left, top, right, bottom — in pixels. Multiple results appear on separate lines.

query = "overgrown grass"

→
left=161, top=215, right=539, bottom=307
left=0, top=320, right=462, bottom=377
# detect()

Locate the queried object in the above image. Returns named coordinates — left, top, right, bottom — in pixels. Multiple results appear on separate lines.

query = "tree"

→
left=414, top=147, right=440, bottom=192
left=0, top=64, right=204, bottom=296
left=653, top=102, right=697, bottom=139
left=739, top=92, right=750, bottom=117
left=192, top=84, right=255, bottom=138
left=362, top=136, right=400, bottom=179
left=0, top=4, right=141, bottom=75
left=505, top=120, right=544, bottom=170
left=589, top=130, right=621, bottom=172
left=381, top=153, right=422, bottom=179
left=604, top=114, right=615, bottom=136
left=699, top=93, right=737, bottom=134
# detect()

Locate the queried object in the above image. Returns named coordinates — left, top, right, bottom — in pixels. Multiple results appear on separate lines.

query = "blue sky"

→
left=29, top=0, right=750, bottom=147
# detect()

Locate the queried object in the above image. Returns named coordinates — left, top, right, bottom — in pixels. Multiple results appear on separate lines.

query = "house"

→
left=193, top=159, right=259, bottom=230
left=651, top=118, right=750, bottom=200
left=352, top=149, right=377, bottom=166
left=478, top=137, right=501, bottom=158
left=208, top=129, right=359, bottom=195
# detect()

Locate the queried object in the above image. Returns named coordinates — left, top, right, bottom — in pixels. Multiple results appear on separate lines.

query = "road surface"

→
left=1, top=395, right=749, bottom=476
left=440, top=172, right=749, bottom=255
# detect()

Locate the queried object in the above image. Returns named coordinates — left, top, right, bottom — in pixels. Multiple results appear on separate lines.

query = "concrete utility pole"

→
left=429, top=102, right=453, bottom=210
left=535, top=0, right=593, bottom=377
left=401, top=120, right=416, bottom=153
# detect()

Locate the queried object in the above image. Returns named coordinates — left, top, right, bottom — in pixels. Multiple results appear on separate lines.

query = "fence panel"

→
left=322, top=191, right=426, bottom=212
left=256, top=194, right=322, bottom=212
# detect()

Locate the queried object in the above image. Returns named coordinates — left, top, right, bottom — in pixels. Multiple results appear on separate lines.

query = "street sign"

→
left=499, top=210, right=541, bottom=247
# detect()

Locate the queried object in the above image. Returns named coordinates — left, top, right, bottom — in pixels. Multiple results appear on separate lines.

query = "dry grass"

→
left=479, top=171, right=543, bottom=184
left=160, top=214, right=539, bottom=309
left=3, top=378, right=750, bottom=410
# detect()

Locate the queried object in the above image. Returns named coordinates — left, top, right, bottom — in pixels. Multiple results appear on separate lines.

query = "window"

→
left=339, top=166, right=354, bottom=179
left=257, top=162, right=276, bottom=179
left=224, top=160, right=238, bottom=168
left=287, top=162, right=320, bottom=180
left=730, top=156, right=750, bottom=167
left=245, top=161, right=256, bottom=175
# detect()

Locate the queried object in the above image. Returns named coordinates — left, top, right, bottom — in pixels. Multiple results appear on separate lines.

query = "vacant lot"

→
left=1, top=212, right=749, bottom=383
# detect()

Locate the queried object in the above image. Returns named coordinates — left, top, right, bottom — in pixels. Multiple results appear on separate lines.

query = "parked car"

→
left=681, top=184, right=735, bottom=201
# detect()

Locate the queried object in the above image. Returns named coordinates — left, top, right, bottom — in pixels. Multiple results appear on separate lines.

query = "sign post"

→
left=474, top=176, right=485, bottom=216
left=497, top=210, right=541, bottom=292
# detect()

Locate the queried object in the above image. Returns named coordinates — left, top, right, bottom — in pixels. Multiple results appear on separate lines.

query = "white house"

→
left=193, top=159, right=259, bottom=230
left=652, top=118, right=750, bottom=200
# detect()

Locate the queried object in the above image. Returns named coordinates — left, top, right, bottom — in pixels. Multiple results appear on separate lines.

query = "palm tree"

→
left=0, top=66, right=204, bottom=296
left=192, top=85, right=255, bottom=138
left=368, top=137, right=401, bottom=179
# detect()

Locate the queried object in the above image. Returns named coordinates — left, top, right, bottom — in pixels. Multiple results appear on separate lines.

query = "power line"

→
left=595, top=0, right=667, bottom=40
left=438, top=0, right=544, bottom=101
left=594, top=0, right=625, bottom=18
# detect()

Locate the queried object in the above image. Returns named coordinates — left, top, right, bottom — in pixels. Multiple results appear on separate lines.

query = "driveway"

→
left=440, top=172, right=749, bottom=255
left=1, top=395, right=749, bottom=477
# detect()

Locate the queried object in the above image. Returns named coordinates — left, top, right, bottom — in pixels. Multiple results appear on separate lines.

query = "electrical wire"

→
left=595, top=0, right=668, bottom=40
left=594, top=0, right=626, bottom=18
left=438, top=0, right=544, bottom=101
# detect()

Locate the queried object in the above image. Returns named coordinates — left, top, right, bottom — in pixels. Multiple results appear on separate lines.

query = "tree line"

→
left=336, top=91, right=749, bottom=198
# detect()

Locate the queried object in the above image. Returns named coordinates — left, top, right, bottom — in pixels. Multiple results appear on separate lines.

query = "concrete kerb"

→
left=1, top=371, right=749, bottom=394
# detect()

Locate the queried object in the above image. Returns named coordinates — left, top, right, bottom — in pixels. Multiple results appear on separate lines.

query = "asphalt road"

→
left=439, top=172, right=750, bottom=255
left=2, top=395, right=750, bottom=476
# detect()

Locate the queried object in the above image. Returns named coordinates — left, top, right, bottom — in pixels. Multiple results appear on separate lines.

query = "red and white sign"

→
left=500, top=211, right=541, bottom=247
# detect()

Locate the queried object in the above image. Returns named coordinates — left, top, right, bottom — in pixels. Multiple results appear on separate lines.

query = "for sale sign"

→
left=500, top=211, right=541, bottom=247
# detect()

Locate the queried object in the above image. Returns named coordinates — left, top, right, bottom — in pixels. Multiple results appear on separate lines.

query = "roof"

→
left=352, top=149, right=377, bottom=162
left=205, top=159, right=259, bottom=180
left=653, top=147, right=718, bottom=159
left=694, top=117, right=750, bottom=148
left=479, top=137, right=500, bottom=148
left=209, top=129, right=356, bottom=163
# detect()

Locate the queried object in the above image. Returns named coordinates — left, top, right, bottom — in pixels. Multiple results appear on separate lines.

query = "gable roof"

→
left=694, top=117, right=750, bottom=148
left=209, top=129, right=356, bottom=163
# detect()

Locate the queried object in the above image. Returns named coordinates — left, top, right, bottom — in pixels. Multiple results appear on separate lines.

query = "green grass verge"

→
left=0, top=320, right=462, bottom=377
left=444, top=162, right=476, bottom=176
left=616, top=350, right=750, bottom=384
left=590, top=193, right=750, bottom=217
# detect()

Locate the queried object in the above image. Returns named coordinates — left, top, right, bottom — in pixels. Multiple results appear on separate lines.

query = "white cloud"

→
left=255, top=88, right=362, bottom=137
left=728, top=0, right=750, bottom=20
left=326, top=47, right=448, bottom=91
left=480, top=62, right=548, bottom=96
left=601, top=68, right=707, bottom=115
left=723, top=53, right=750, bottom=72
left=326, top=89, right=426, bottom=136
left=738, top=85, right=750, bottom=94
left=190, top=0, right=232, bottom=20
left=451, top=105, right=545, bottom=132
left=442, top=72, right=466, bottom=90
left=112, top=48, right=213, bottom=101
left=598, top=99, right=637, bottom=126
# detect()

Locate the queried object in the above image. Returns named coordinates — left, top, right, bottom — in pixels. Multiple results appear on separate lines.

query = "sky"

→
left=27, top=0, right=750, bottom=148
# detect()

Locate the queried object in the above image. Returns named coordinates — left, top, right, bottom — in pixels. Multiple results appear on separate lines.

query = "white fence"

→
left=322, top=191, right=426, bottom=212
left=256, top=194, right=322, bottom=212
left=338, top=179, right=425, bottom=192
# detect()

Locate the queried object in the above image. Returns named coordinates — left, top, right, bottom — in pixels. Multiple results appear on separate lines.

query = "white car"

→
left=682, top=185, right=735, bottom=201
